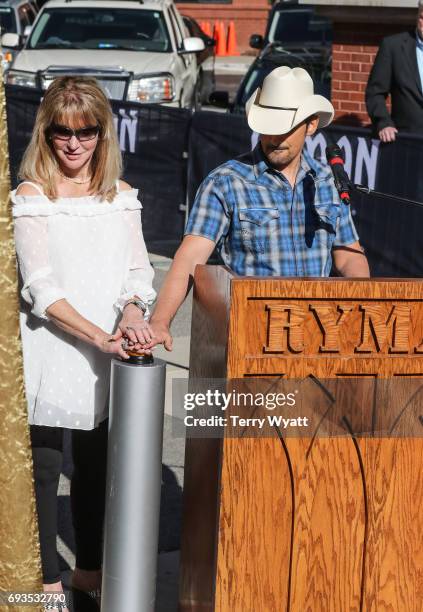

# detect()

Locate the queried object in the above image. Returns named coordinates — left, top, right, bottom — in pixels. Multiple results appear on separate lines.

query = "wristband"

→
left=124, top=298, right=150, bottom=318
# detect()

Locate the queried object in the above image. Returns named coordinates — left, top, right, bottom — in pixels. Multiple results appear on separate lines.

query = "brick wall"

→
left=176, top=0, right=270, bottom=54
left=332, top=22, right=406, bottom=127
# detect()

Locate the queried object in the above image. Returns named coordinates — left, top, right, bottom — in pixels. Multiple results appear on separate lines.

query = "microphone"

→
left=325, top=144, right=352, bottom=205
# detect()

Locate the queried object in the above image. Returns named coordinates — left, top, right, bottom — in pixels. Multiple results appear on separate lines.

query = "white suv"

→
left=4, top=0, right=205, bottom=107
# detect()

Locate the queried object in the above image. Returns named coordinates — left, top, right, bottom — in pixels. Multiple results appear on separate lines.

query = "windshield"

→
left=0, top=7, right=17, bottom=34
left=268, top=9, right=332, bottom=45
left=28, top=8, right=171, bottom=51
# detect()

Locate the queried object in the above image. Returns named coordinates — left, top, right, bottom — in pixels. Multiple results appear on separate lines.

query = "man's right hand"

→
left=147, top=320, right=173, bottom=351
left=378, top=126, right=398, bottom=142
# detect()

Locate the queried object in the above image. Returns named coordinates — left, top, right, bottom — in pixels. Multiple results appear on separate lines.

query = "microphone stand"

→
left=353, top=184, right=423, bottom=209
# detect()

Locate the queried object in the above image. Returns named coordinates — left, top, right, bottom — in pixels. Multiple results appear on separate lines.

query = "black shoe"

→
left=70, top=587, right=100, bottom=612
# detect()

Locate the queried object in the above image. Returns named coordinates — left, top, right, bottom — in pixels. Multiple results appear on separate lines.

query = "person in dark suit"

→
left=366, top=1, right=423, bottom=142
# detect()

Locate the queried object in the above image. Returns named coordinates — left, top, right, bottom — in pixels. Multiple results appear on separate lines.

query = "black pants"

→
left=30, top=419, right=108, bottom=584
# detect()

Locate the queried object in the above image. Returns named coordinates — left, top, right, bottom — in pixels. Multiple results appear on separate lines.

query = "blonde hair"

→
left=19, top=76, right=122, bottom=202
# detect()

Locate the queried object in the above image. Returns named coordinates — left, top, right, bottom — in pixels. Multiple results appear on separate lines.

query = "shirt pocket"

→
left=305, top=204, right=338, bottom=250
left=237, top=207, right=280, bottom=255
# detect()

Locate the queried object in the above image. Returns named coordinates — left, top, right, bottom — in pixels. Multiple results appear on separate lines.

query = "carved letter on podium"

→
left=309, top=304, right=353, bottom=353
left=356, top=304, right=410, bottom=354
left=264, top=304, right=305, bottom=353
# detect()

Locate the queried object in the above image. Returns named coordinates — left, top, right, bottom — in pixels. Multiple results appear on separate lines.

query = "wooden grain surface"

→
left=180, top=272, right=423, bottom=612
left=215, top=437, right=292, bottom=612
left=360, top=439, right=423, bottom=612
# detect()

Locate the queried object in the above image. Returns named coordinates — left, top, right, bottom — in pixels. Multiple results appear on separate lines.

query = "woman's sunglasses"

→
left=48, top=124, right=100, bottom=142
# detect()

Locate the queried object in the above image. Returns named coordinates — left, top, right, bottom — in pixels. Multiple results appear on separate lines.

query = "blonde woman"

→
left=11, top=76, right=156, bottom=611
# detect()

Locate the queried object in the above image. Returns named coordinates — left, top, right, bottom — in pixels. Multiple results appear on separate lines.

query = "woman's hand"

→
left=119, top=304, right=155, bottom=350
left=96, top=328, right=130, bottom=360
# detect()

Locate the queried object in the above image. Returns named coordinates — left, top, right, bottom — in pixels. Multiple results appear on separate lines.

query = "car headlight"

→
left=127, top=74, right=175, bottom=103
left=6, top=70, right=37, bottom=88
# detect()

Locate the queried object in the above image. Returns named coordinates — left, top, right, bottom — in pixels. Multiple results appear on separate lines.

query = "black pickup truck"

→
left=210, top=0, right=332, bottom=113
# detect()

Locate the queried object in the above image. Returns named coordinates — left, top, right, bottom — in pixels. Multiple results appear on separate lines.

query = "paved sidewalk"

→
left=214, top=54, right=255, bottom=76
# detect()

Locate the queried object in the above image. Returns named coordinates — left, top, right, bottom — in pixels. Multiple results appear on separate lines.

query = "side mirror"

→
left=209, top=90, right=230, bottom=108
left=179, top=36, right=206, bottom=54
left=249, top=34, right=264, bottom=50
left=1, top=32, right=21, bottom=49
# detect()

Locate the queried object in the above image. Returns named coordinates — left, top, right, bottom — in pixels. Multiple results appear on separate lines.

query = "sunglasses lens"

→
left=78, top=127, right=99, bottom=141
left=51, top=125, right=73, bottom=140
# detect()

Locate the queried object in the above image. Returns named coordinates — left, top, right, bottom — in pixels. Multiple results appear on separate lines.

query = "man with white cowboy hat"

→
left=246, top=64, right=334, bottom=140
left=144, top=66, right=369, bottom=352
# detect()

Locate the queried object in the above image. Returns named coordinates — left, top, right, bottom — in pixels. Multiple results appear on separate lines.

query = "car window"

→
left=182, top=16, right=193, bottom=37
left=268, top=9, right=332, bottom=45
left=183, top=17, right=204, bottom=40
left=27, top=3, right=37, bottom=23
left=19, top=3, right=35, bottom=28
left=28, top=7, right=171, bottom=52
left=0, top=6, right=17, bottom=34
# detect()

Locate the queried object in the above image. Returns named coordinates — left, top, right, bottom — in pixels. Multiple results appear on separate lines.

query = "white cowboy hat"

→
left=246, top=66, right=334, bottom=135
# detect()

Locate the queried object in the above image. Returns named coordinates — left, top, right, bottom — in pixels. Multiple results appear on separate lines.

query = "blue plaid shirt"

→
left=185, top=144, right=359, bottom=277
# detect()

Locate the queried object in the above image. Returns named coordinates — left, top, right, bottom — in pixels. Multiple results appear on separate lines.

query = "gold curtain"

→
left=0, top=67, right=43, bottom=609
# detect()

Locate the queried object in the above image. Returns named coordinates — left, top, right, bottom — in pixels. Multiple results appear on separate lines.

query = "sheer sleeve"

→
left=13, top=215, right=66, bottom=320
left=114, top=209, right=156, bottom=317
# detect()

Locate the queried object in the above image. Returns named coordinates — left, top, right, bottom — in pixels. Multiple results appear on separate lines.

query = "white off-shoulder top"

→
left=11, top=182, right=156, bottom=430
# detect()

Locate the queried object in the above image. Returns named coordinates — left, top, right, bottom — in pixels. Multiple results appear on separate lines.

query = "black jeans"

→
left=30, top=419, right=108, bottom=584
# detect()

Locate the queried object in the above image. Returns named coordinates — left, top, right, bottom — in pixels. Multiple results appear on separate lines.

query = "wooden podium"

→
left=178, top=266, right=423, bottom=612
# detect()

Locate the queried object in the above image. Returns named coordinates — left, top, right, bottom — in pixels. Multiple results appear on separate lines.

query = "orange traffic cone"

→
left=226, top=21, right=239, bottom=56
left=204, top=21, right=212, bottom=37
left=222, top=22, right=228, bottom=53
left=213, top=20, right=220, bottom=45
left=216, top=21, right=226, bottom=56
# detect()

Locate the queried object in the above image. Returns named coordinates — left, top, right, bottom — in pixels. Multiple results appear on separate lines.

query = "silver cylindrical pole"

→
left=102, top=354, right=166, bottom=612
